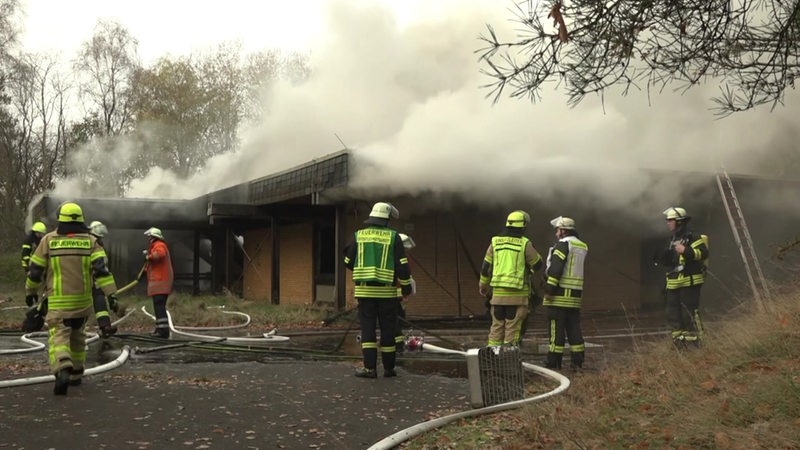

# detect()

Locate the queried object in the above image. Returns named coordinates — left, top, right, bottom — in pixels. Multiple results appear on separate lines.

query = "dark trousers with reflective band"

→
left=358, top=297, right=397, bottom=370
left=546, top=306, right=585, bottom=367
left=93, top=292, right=112, bottom=328
left=48, top=316, right=88, bottom=376
left=395, top=298, right=406, bottom=348
left=666, top=284, right=703, bottom=341
left=152, top=294, right=170, bottom=333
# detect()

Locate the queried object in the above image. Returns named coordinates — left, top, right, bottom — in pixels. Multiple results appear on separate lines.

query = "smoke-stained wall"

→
left=339, top=200, right=642, bottom=317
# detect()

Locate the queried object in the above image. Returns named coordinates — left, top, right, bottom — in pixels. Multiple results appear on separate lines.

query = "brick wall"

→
left=279, top=222, right=314, bottom=305
left=242, top=223, right=313, bottom=305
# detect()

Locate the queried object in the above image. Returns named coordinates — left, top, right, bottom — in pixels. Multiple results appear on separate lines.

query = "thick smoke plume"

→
left=54, top=0, right=798, bottom=227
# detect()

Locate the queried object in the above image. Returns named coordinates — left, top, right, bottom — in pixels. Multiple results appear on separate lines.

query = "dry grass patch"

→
left=403, top=287, right=800, bottom=450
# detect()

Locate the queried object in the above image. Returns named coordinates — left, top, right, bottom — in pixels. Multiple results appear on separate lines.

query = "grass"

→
left=0, top=291, right=337, bottom=333
left=402, top=286, right=800, bottom=450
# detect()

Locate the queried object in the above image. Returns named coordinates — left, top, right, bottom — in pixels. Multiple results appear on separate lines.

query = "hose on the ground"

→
left=367, top=343, right=571, bottom=450
left=0, top=345, right=131, bottom=388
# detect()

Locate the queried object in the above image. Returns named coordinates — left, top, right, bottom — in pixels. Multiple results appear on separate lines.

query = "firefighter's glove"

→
left=142, top=250, right=150, bottom=261
left=22, top=306, right=44, bottom=332
left=25, top=294, right=38, bottom=307
left=107, top=294, right=120, bottom=313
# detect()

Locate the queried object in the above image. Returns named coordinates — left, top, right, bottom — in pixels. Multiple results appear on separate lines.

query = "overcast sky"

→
left=19, top=0, right=448, bottom=61
left=19, top=0, right=800, bottom=228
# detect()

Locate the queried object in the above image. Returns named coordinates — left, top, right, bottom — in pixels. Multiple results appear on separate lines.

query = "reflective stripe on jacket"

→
left=26, top=231, right=117, bottom=312
left=664, top=231, right=708, bottom=290
left=488, top=236, right=530, bottom=290
left=344, top=226, right=412, bottom=299
left=544, top=236, right=588, bottom=309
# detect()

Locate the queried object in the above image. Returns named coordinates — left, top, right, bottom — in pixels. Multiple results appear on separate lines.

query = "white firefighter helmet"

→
left=144, top=227, right=164, bottom=240
left=662, top=207, right=689, bottom=221
left=505, top=210, right=530, bottom=228
left=550, top=216, right=576, bottom=230
left=89, top=220, right=108, bottom=237
left=369, top=202, right=399, bottom=220
left=398, top=233, right=416, bottom=250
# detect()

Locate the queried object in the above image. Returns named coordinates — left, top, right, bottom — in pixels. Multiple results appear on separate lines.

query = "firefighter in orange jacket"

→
left=479, top=210, right=543, bottom=347
left=25, top=202, right=118, bottom=395
left=143, top=227, right=174, bottom=338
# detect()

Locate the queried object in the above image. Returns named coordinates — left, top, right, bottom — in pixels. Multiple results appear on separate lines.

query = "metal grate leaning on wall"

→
left=466, top=346, right=525, bottom=408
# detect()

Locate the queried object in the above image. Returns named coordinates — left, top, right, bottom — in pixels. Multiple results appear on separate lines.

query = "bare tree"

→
left=74, top=19, right=139, bottom=136
left=479, top=1, right=800, bottom=116
left=0, top=0, right=21, bottom=246
left=5, top=53, right=71, bottom=218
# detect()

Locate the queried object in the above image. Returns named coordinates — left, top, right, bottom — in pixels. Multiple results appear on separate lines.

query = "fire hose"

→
left=0, top=345, right=131, bottom=388
left=115, top=263, right=147, bottom=296
left=139, top=306, right=291, bottom=343
left=367, top=343, right=571, bottom=450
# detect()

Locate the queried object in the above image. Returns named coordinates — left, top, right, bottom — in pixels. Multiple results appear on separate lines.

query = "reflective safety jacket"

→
left=26, top=231, right=117, bottom=314
left=344, top=226, right=413, bottom=299
left=656, top=228, right=708, bottom=290
left=20, top=231, right=42, bottom=270
left=479, top=234, right=543, bottom=304
left=544, top=235, right=588, bottom=309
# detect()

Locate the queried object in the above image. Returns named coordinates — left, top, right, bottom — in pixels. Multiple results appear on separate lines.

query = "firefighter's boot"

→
left=100, top=325, right=117, bottom=338
left=354, top=367, right=377, bottom=379
left=54, top=368, right=71, bottom=395
left=69, top=368, right=84, bottom=386
left=544, top=353, right=562, bottom=370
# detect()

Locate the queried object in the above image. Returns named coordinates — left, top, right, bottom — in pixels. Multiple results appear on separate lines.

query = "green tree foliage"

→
left=129, top=55, right=231, bottom=178
left=127, top=44, right=311, bottom=184
left=74, top=19, right=140, bottom=137
left=479, top=1, right=800, bottom=116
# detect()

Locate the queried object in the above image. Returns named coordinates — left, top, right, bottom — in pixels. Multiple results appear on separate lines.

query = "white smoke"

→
left=90, top=0, right=799, bottom=224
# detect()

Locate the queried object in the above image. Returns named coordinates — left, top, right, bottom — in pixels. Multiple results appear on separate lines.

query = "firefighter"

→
left=479, top=210, right=543, bottom=347
left=25, top=201, right=119, bottom=395
left=395, top=233, right=417, bottom=352
left=89, top=221, right=119, bottom=338
left=142, top=227, right=174, bottom=339
left=344, top=202, right=413, bottom=378
left=542, top=216, right=588, bottom=370
left=654, top=207, right=709, bottom=345
left=21, top=221, right=47, bottom=281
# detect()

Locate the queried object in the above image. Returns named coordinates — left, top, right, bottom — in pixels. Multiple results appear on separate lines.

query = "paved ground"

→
left=0, top=311, right=668, bottom=449
left=0, top=337, right=471, bottom=450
